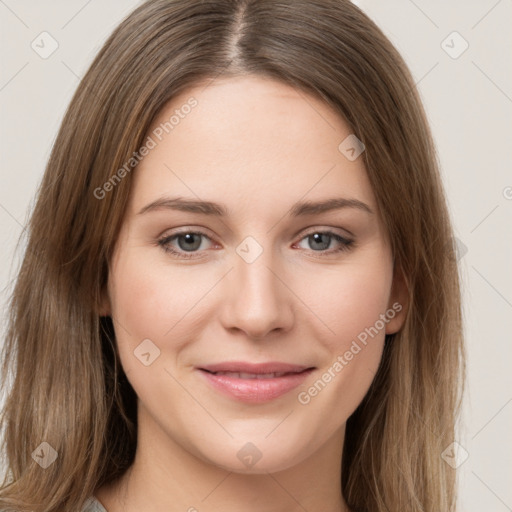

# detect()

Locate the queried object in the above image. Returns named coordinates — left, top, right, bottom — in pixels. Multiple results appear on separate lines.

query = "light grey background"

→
left=1, top=1, right=511, bottom=510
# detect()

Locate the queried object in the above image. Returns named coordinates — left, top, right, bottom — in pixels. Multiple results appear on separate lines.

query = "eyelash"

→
left=156, top=229, right=355, bottom=260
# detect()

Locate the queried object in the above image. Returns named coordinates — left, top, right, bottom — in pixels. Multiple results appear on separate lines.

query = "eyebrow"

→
left=137, top=196, right=374, bottom=217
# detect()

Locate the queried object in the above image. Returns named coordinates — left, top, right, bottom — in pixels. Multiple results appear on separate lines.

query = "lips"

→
left=199, top=361, right=311, bottom=374
left=208, top=371, right=289, bottom=379
left=197, top=361, right=314, bottom=403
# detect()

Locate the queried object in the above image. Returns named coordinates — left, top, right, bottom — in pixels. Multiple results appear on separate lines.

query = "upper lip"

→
left=198, top=361, right=313, bottom=374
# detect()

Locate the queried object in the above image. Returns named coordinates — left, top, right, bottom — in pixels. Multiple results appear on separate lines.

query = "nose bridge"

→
left=237, top=250, right=279, bottom=304
left=219, top=237, right=293, bottom=338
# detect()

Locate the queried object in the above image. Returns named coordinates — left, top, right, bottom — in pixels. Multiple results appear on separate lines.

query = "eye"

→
left=157, top=229, right=354, bottom=260
left=157, top=230, right=214, bottom=259
left=294, top=230, right=354, bottom=256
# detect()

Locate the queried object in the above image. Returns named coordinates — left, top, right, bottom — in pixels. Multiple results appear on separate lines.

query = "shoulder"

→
left=81, top=496, right=108, bottom=512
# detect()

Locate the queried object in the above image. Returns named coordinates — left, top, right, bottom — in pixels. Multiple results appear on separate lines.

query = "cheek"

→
left=301, top=257, right=393, bottom=350
left=110, top=243, right=393, bottom=356
left=292, top=255, right=392, bottom=414
left=108, top=252, right=217, bottom=370
left=109, top=260, right=169, bottom=340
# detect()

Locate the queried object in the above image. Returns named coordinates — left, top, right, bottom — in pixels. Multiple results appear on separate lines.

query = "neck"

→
left=96, top=405, right=351, bottom=512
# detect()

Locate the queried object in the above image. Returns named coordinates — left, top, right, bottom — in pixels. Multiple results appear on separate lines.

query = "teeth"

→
left=213, top=371, right=288, bottom=379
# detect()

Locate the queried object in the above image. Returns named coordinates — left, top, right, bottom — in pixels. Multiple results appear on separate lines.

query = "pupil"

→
left=310, top=233, right=329, bottom=250
left=179, top=233, right=201, bottom=251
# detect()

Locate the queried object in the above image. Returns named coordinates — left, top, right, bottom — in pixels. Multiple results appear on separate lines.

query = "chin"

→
left=188, top=431, right=319, bottom=475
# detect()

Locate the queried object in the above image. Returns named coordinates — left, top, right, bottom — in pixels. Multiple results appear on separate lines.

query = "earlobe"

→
left=385, top=264, right=410, bottom=335
left=97, top=288, right=112, bottom=317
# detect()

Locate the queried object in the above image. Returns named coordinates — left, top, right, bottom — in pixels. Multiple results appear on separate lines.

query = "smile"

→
left=196, top=361, right=315, bottom=403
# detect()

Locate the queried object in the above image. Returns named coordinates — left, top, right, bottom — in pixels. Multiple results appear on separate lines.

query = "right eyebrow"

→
left=137, top=196, right=374, bottom=217
left=137, top=197, right=227, bottom=216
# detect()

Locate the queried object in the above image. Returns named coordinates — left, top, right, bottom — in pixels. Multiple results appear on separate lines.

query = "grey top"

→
left=82, top=496, right=108, bottom=512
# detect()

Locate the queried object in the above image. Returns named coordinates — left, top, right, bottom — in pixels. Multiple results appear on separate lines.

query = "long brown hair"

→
left=0, top=1, right=465, bottom=510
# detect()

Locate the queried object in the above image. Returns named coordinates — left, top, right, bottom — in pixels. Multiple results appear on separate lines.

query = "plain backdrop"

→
left=1, top=1, right=511, bottom=510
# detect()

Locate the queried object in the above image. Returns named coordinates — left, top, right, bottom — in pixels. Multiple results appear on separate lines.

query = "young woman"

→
left=0, top=1, right=465, bottom=511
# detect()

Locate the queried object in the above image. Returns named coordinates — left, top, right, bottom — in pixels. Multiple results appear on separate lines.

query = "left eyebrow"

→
left=289, top=197, right=374, bottom=216
left=137, top=196, right=374, bottom=217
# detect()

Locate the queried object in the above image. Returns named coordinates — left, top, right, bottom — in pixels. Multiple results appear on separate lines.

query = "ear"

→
left=96, top=286, right=112, bottom=317
left=385, top=262, right=410, bottom=335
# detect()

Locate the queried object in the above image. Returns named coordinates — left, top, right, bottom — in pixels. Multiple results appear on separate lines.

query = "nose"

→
left=218, top=247, right=295, bottom=340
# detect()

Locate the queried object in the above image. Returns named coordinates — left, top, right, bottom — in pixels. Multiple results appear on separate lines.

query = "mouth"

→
left=196, top=362, right=315, bottom=403
left=203, top=371, right=300, bottom=379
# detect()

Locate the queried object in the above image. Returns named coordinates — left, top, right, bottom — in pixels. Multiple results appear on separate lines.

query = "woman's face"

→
left=103, top=75, right=407, bottom=474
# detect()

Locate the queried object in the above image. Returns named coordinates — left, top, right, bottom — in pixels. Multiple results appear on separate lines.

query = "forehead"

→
left=129, top=75, right=376, bottom=217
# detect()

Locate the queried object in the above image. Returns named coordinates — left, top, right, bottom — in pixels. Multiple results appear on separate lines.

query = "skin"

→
left=96, top=75, right=408, bottom=512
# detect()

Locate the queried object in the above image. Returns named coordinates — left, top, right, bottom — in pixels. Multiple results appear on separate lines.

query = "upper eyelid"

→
left=160, top=225, right=351, bottom=237
left=160, top=227, right=353, bottom=247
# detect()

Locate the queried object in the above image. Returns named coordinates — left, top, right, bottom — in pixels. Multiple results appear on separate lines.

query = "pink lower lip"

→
left=198, top=368, right=314, bottom=403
